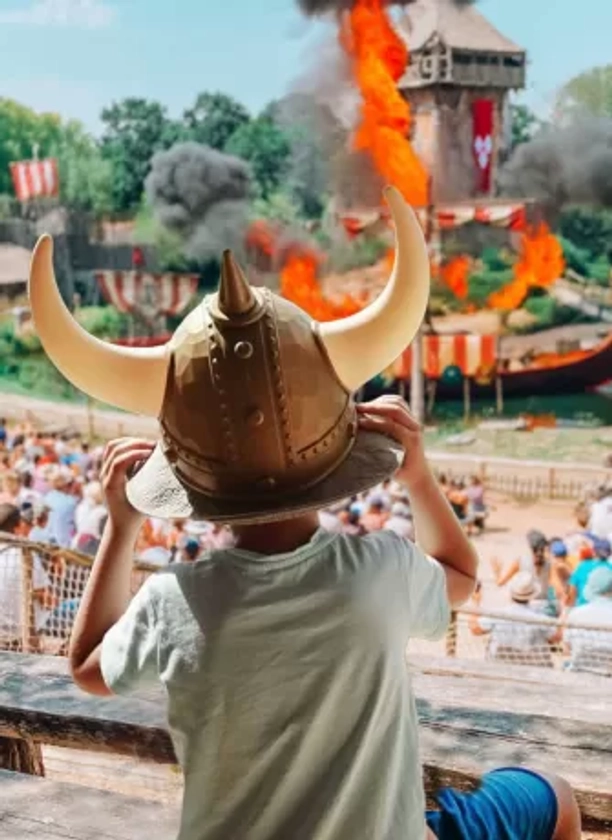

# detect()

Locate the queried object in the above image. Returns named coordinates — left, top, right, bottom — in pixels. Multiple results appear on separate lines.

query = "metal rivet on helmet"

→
left=234, top=341, right=254, bottom=359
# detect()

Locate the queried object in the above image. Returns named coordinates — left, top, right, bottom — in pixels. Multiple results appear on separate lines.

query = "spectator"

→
left=565, top=565, right=612, bottom=676
left=21, top=501, right=53, bottom=544
left=0, top=503, right=53, bottom=649
left=180, top=537, right=202, bottom=563
left=589, top=486, right=612, bottom=541
left=342, top=509, right=367, bottom=536
left=565, top=503, right=597, bottom=564
left=384, top=502, right=414, bottom=540
left=447, top=479, right=468, bottom=521
left=493, top=530, right=555, bottom=615
left=464, top=475, right=487, bottom=536
left=360, top=496, right=388, bottom=531
left=44, top=467, right=78, bottom=548
left=567, top=539, right=611, bottom=608
left=0, top=470, right=21, bottom=506
left=0, top=418, right=7, bottom=448
left=469, top=572, right=559, bottom=667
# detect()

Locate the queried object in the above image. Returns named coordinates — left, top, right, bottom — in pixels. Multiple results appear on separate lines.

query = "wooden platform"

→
left=0, top=770, right=180, bottom=839
left=0, top=652, right=610, bottom=830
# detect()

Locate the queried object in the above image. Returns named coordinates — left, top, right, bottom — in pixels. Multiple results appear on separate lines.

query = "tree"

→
left=100, top=98, right=175, bottom=213
left=57, top=121, right=113, bottom=215
left=183, top=92, right=251, bottom=150
left=0, top=98, right=64, bottom=194
left=556, top=65, right=612, bottom=120
left=510, top=103, right=540, bottom=149
left=559, top=207, right=612, bottom=261
left=225, top=115, right=291, bottom=200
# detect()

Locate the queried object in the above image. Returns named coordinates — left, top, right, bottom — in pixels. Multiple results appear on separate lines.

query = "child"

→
left=30, top=188, right=579, bottom=840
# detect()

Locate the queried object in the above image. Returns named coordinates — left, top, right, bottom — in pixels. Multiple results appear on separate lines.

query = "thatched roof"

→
left=0, top=243, right=31, bottom=287
left=398, top=0, right=524, bottom=54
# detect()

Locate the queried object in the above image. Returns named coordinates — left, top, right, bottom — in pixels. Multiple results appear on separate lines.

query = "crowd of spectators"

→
left=0, top=416, right=610, bottom=673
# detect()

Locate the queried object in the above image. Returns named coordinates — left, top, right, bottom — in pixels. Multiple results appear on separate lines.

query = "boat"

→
left=363, top=331, right=612, bottom=401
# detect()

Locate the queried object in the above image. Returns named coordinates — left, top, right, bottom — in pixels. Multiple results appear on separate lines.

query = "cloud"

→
left=0, top=0, right=116, bottom=28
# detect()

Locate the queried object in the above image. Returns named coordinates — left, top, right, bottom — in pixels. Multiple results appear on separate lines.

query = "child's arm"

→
left=68, top=438, right=155, bottom=695
left=357, top=396, right=478, bottom=607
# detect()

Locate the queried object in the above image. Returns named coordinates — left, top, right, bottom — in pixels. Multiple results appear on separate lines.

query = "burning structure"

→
left=397, top=0, right=526, bottom=202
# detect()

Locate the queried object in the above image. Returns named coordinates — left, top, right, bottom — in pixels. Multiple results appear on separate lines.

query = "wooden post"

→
left=410, top=332, right=425, bottom=424
left=86, top=395, right=95, bottom=442
left=495, top=373, right=504, bottom=415
left=445, top=612, right=458, bottom=657
left=426, top=379, right=437, bottom=420
left=463, top=376, right=471, bottom=422
left=20, top=548, right=36, bottom=654
left=0, top=737, right=44, bottom=775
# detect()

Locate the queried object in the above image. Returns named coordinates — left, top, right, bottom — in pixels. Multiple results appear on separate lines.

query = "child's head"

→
left=527, top=529, right=548, bottom=562
left=574, top=502, right=590, bottom=529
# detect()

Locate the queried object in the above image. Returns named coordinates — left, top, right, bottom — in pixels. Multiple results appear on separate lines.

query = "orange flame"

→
left=280, top=248, right=363, bottom=322
left=441, top=255, right=470, bottom=300
left=342, top=0, right=428, bottom=207
left=488, top=222, right=565, bottom=311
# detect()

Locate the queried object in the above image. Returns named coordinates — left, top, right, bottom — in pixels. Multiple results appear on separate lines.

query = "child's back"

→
left=103, top=529, right=449, bottom=840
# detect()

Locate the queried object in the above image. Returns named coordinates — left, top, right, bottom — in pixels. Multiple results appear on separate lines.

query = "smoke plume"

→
left=145, top=142, right=252, bottom=262
left=500, top=118, right=612, bottom=213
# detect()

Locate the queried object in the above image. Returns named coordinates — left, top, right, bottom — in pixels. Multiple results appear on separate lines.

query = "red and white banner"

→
left=390, top=334, right=498, bottom=380
left=339, top=203, right=526, bottom=235
left=96, top=271, right=198, bottom=317
left=472, top=99, right=495, bottom=194
left=10, top=159, right=59, bottom=202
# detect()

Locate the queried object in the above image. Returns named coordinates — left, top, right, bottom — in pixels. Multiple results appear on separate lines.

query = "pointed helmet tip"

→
left=218, top=249, right=256, bottom=317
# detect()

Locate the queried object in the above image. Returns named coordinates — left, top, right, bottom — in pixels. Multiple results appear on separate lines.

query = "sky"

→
left=0, top=0, right=609, bottom=136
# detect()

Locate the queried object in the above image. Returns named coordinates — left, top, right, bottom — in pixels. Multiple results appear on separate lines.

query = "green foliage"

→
left=510, top=103, right=540, bottom=149
left=586, top=255, right=611, bottom=285
left=183, top=92, right=251, bottom=150
left=328, top=236, right=389, bottom=273
left=56, top=121, right=114, bottom=215
left=225, top=116, right=291, bottom=200
left=0, top=98, right=64, bottom=194
left=134, top=204, right=193, bottom=271
left=517, top=297, right=583, bottom=333
left=558, top=235, right=591, bottom=276
left=100, top=98, right=177, bottom=213
left=251, top=190, right=304, bottom=226
left=75, top=306, right=129, bottom=339
left=559, top=207, right=612, bottom=260
left=481, top=246, right=514, bottom=272
left=556, top=64, right=612, bottom=120
left=467, top=268, right=515, bottom=307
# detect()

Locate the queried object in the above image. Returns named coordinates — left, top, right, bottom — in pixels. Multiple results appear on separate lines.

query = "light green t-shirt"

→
left=101, top=529, right=450, bottom=840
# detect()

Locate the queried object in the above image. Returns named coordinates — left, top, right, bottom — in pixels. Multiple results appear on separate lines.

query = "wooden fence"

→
left=427, top=451, right=612, bottom=501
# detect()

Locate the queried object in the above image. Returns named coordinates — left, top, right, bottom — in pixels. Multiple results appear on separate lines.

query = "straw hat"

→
left=510, top=572, right=538, bottom=603
left=28, top=187, right=430, bottom=524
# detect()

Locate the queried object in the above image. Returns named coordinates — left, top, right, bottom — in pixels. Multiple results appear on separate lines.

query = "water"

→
left=1, top=354, right=612, bottom=426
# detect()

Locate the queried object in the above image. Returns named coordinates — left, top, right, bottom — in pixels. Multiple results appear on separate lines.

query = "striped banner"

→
left=339, top=204, right=526, bottom=235
left=10, top=159, right=59, bottom=202
left=95, top=271, right=198, bottom=317
left=391, top=334, right=498, bottom=380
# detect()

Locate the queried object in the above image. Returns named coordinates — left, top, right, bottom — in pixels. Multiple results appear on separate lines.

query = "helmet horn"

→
left=28, top=236, right=169, bottom=416
left=317, top=186, right=430, bottom=392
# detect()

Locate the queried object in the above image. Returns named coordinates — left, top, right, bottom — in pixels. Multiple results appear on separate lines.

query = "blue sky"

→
left=0, top=0, right=609, bottom=135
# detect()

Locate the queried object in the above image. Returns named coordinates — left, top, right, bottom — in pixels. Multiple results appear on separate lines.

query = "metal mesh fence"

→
left=0, top=534, right=158, bottom=655
left=408, top=609, right=612, bottom=677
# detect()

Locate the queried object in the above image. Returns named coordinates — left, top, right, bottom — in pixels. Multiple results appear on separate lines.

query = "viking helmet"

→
left=28, top=187, right=429, bottom=517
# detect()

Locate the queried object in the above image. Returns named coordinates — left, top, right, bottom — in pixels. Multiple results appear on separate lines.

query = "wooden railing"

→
left=428, top=451, right=611, bottom=501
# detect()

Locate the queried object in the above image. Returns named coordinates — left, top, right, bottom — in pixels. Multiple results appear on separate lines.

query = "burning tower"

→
left=396, top=0, right=526, bottom=202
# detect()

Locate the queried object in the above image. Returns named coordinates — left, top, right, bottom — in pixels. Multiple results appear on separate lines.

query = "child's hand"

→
left=357, top=396, right=430, bottom=490
left=100, top=438, right=155, bottom=532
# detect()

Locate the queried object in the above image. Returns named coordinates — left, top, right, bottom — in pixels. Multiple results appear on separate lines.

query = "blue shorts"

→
left=425, top=767, right=558, bottom=840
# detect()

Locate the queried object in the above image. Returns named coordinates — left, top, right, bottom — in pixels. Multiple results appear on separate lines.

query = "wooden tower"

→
left=396, top=0, right=526, bottom=203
